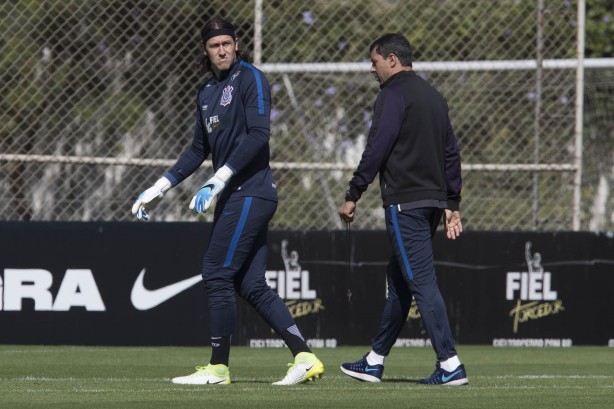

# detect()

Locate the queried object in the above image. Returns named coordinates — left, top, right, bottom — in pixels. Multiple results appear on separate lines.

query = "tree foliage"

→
left=1, top=0, right=612, bottom=228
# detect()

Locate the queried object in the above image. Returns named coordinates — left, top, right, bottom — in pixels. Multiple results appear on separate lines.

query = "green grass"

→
left=1, top=345, right=612, bottom=409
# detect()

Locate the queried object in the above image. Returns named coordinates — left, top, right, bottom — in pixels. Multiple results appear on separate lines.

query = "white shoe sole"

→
left=443, top=377, right=468, bottom=386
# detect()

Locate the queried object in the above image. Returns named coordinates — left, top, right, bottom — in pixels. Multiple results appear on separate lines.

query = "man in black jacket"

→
left=338, top=33, right=467, bottom=385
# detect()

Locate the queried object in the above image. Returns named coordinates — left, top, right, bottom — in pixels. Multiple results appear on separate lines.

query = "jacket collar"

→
left=212, top=60, right=240, bottom=82
left=380, top=69, right=415, bottom=89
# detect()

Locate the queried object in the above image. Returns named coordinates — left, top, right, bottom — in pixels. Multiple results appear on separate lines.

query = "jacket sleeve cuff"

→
left=345, top=184, right=362, bottom=202
left=446, top=200, right=460, bottom=211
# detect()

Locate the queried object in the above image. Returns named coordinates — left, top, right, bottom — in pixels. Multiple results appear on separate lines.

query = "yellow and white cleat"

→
left=272, top=352, right=325, bottom=385
left=171, top=364, right=230, bottom=385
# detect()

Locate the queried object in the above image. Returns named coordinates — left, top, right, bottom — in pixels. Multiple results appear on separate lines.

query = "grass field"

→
left=1, top=345, right=612, bottom=408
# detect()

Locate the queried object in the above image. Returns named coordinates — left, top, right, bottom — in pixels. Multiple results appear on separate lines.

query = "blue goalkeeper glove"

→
left=189, top=165, right=234, bottom=214
left=131, top=177, right=172, bottom=221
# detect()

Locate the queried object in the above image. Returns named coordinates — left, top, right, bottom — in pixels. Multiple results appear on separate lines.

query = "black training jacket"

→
left=348, top=70, right=462, bottom=210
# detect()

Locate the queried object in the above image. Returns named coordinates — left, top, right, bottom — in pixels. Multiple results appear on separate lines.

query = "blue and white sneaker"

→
left=418, top=362, right=468, bottom=385
left=340, top=354, right=384, bottom=382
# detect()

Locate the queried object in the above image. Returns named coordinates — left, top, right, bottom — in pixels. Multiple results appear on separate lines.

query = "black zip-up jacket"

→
left=346, top=70, right=462, bottom=210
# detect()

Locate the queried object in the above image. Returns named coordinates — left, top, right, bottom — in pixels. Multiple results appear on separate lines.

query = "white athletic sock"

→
left=366, top=350, right=385, bottom=366
left=440, top=355, right=461, bottom=372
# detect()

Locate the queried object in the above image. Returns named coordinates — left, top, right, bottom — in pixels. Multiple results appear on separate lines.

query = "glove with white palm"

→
left=189, top=165, right=234, bottom=214
left=131, top=177, right=172, bottom=221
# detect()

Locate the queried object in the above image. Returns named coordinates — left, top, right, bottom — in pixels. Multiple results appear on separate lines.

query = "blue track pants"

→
left=201, top=196, right=295, bottom=337
left=371, top=206, right=457, bottom=361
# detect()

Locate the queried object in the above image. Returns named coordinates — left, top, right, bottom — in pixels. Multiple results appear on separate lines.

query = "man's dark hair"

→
left=200, top=17, right=250, bottom=73
left=370, top=33, right=413, bottom=67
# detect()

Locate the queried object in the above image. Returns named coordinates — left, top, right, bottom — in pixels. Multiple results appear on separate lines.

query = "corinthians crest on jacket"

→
left=220, top=85, right=233, bottom=106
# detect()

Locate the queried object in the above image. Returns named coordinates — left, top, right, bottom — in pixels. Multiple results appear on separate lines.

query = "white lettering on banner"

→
left=504, top=242, right=564, bottom=334
left=506, top=272, right=557, bottom=300
left=506, top=242, right=557, bottom=301
left=265, top=270, right=316, bottom=300
left=394, top=338, right=432, bottom=347
left=4, top=269, right=53, bottom=310
left=265, top=240, right=317, bottom=300
left=1, top=269, right=105, bottom=311
left=492, top=338, right=573, bottom=347
left=52, top=269, right=105, bottom=311
left=249, top=338, right=337, bottom=348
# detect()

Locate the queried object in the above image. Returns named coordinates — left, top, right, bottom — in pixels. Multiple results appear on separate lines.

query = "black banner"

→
left=1, top=222, right=613, bottom=346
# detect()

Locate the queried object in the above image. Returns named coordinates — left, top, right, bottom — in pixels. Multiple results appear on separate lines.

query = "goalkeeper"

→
left=131, top=17, right=323, bottom=386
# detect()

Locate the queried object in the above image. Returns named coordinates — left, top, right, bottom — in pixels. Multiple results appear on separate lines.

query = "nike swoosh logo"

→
left=365, top=367, right=380, bottom=373
left=131, top=268, right=202, bottom=310
left=442, top=369, right=463, bottom=383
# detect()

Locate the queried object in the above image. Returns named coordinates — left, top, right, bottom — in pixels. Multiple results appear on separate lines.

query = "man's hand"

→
left=444, top=209, right=462, bottom=240
left=189, top=165, right=233, bottom=214
left=131, top=177, right=172, bottom=221
left=338, top=201, right=356, bottom=223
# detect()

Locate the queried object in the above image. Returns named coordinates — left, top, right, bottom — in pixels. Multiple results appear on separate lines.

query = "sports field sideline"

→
left=1, top=345, right=612, bottom=408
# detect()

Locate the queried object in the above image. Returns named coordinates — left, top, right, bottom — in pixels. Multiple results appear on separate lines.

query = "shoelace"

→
left=352, top=358, right=368, bottom=370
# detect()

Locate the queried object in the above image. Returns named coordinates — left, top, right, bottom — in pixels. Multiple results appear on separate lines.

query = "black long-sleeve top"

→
left=347, top=70, right=462, bottom=211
